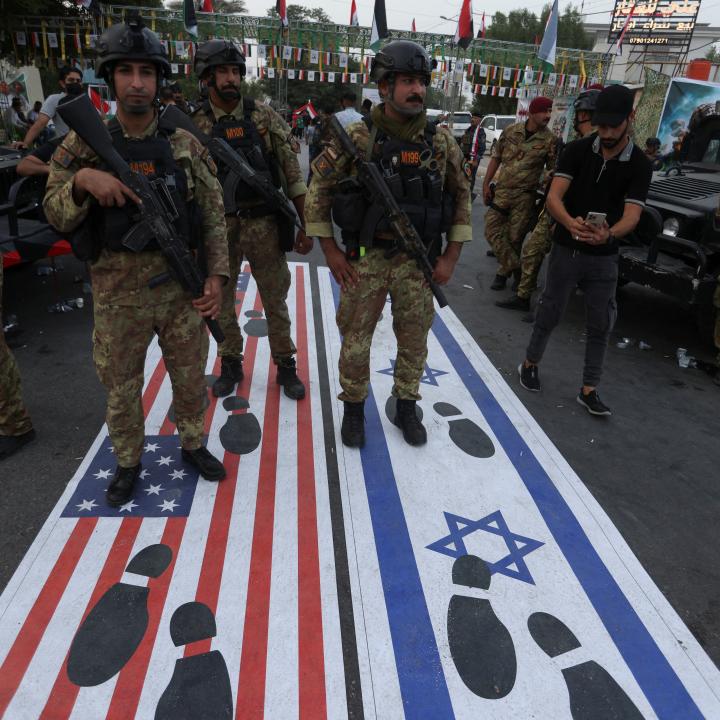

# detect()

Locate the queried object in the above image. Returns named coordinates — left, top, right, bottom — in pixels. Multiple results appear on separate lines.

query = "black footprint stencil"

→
left=528, top=612, right=644, bottom=719
left=155, top=602, right=233, bottom=720
left=434, top=403, right=495, bottom=458
left=447, top=555, right=517, bottom=699
left=219, top=396, right=262, bottom=455
left=243, top=310, right=268, bottom=337
left=384, top=397, right=423, bottom=428
left=67, top=544, right=173, bottom=686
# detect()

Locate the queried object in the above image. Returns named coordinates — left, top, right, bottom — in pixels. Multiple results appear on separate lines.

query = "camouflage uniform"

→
left=516, top=209, right=553, bottom=300
left=43, top=117, right=228, bottom=467
left=305, top=117, right=472, bottom=402
left=0, top=262, right=33, bottom=437
left=191, top=99, right=307, bottom=364
left=485, top=121, right=556, bottom=276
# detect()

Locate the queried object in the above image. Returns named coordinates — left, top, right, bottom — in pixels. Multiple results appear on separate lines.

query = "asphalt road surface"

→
left=2, top=145, right=718, bottom=673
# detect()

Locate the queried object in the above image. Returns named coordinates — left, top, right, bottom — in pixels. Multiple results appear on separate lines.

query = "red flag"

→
left=350, top=0, right=359, bottom=27
left=201, top=0, right=213, bottom=11
left=481, top=11, right=486, bottom=38
left=453, top=0, right=474, bottom=49
left=412, top=18, right=416, bottom=32
left=615, top=3, right=636, bottom=56
left=276, top=0, right=288, bottom=27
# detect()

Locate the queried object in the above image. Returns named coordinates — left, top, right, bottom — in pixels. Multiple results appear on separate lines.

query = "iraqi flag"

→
left=412, top=18, right=416, bottom=32
left=370, top=0, right=388, bottom=51
left=201, top=0, right=213, bottom=11
left=277, top=0, right=289, bottom=27
left=537, top=0, right=559, bottom=66
left=350, top=0, right=359, bottom=27
left=183, top=0, right=198, bottom=37
left=479, top=11, right=486, bottom=38
left=454, top=0, right=474, bottom=50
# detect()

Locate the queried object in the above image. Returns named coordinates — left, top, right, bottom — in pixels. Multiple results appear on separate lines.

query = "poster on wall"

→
left=656, top=77, right=720, bottom=157
left=548, top=95, right=576, bottom=143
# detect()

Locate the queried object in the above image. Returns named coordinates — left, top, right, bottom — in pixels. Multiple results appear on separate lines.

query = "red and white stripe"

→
left=0, top=265, right=346, bottom=719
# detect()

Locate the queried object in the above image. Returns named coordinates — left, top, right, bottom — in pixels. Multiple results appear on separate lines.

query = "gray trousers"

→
left=526, top=244, right=618, bottom=387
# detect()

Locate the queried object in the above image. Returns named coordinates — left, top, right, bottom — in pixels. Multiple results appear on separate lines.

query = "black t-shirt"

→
left=553, top=133, right=652, bottom=255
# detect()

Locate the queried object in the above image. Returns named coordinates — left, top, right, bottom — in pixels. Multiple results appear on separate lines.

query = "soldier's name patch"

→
left=224, top=127, right=245, bottom=139
left=52, top=146, right=75, bottom=169
left=129, top=160, right=156, bottom=176
left=400, top=150, right=422, bottom=166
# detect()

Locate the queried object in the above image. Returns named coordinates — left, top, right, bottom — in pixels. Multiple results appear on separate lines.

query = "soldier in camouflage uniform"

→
left=497, top=89, right=601, bottom=312
left=44, top=18, right=229, bottom=506
left=482, top=96, right=556, bottom=291
left=0, top=262, right=35, bottom=460
left=192, top=40, right=311, bottom=401
left=305, top=40, right=472, bottom=448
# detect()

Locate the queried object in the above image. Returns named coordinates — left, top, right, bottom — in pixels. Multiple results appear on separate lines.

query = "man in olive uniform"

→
left=483, top=96, right=556, bottom=291
left=191, top=40, right=311, bottom=401
left=305, top=40, right=472, bottom=448
left=0, top=262, right=35, bottom=459
left=497, top=89, right=601, bottom=312
left=44, top=18, right=229, bottom=506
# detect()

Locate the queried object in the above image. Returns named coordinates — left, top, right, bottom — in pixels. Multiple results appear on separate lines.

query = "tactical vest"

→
left=203, top=98, right=280, bottom=215
left=87, top=119, right=197, bottom=254
left=332, top=120, right=454, bottom=259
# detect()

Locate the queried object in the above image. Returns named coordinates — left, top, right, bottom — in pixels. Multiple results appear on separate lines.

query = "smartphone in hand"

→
left=585, top=211, right=607, bottom=228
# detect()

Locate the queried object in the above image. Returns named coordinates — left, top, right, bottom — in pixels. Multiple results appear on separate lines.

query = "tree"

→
left=266, top=4, right=331, bottom=23
left=705, top=44, right=720, bottom=63
left=166, top=0, right=247, bottom=14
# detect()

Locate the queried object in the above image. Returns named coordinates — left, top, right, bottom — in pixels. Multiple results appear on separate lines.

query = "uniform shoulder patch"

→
left=311, top=150, right=337, bottom=178
left=200, top=147, right=218, bottom=175
left=52, top=146, right=76, bottom=169
left=289, top=136, right=301, bottom=154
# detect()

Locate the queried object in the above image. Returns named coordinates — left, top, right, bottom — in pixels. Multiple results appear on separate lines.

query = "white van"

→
left=426, top=110, right=472, bottom=139
left=480, top=114, right=516, bottom=155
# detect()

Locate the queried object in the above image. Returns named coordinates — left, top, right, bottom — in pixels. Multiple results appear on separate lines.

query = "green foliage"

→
left=705, top=45, right=720, bottom=63
left=266, top=4, right=331, bottom=23
left=470, top=93, right=517, bottom=117
left=166, top=0, right=247, bottom=14
left=487, top=4, right=592, bottom=50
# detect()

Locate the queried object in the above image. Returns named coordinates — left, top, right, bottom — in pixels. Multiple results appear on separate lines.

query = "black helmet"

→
left=194, top=40, right=246, bottom=79
left=95, top=15, right=171, bottom=81
left=573, top=89, right=601, bottom=113
left=370, top=40, right=436, bottom=85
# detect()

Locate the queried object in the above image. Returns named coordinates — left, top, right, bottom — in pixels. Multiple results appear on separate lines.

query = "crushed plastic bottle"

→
left=676, top=348, right=697, bottom=369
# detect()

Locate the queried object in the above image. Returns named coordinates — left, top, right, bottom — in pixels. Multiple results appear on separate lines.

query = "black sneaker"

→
left=495, top=295, right=530, bottom=312
left=518, top=363, right=541, bottom=392
left=0, top=428, right=36, bottom=460
left=576, top=389, right=612, bottom=416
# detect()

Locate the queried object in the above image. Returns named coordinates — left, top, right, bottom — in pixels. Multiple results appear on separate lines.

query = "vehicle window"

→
left=498, top=117, right=514, bottom=130
left=453, top=112, right=472, bottom=123
left=702, top=137, right=720, bottom=164
left=487, top=119, right=495, bottom=130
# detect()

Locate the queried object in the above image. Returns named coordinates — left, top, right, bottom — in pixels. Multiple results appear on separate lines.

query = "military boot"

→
left=490, top=273, right=508, bottom=291
left=0, top=428, right=36, bottom=461
left=341, top=401, right=365, bottom=448
left=276, top=357, right=306, bottom=400
left=395, top=399, right=427, bottom=446
left=212, top=356, right=244, bottom=398
left=182, top=446, right=226, bottom=481
left=106, top=464, right=141, bottom=507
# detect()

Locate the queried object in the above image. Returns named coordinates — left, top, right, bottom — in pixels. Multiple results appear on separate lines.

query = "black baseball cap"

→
left=592, top=84, right=634, bottom=127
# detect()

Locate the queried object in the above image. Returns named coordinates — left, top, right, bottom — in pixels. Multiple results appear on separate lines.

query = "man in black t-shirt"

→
left=518, top=85, right=652, bottom=416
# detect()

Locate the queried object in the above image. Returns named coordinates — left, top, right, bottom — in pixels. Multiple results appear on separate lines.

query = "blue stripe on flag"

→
left=330, top=278, right=455, bottom=717
left=431, top=313, right=702, bottom=719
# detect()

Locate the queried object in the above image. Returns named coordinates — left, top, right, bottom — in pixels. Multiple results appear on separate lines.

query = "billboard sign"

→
left=607, top=0, right=700, bottom=50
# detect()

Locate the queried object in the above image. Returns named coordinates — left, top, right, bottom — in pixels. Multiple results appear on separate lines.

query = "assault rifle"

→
left=328, top=116, right=448, bottom=308
left=160, top=104, right=303, bottom=236
left=57, top=93, right=224, bottom=343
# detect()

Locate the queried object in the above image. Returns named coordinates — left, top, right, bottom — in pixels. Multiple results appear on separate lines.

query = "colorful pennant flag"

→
left=183, top=0, right=198, bottom=37
left=537, top=0, right=559, bottom=66
left=370, top=0, right=388, bottom=51
left=454, top=0, right=474, bottom=50
left=350, top=0, right=359, bottom=27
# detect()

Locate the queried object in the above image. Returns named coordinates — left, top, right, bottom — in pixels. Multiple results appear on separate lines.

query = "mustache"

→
left=406, top=95, right=424, bottom=103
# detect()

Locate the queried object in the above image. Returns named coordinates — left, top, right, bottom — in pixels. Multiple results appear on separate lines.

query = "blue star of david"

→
left=426, top=511, right=545, bottom=584
left=377, top=359, right=448, bottom=386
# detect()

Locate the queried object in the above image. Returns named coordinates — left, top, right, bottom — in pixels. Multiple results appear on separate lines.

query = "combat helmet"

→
left=573, top=88, right=601, bottom=113
left=370, top=40, right=436, bottom=85
left=194, top=40, right=246, bottom=79
left=95, top=14, right=171, bottom=82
